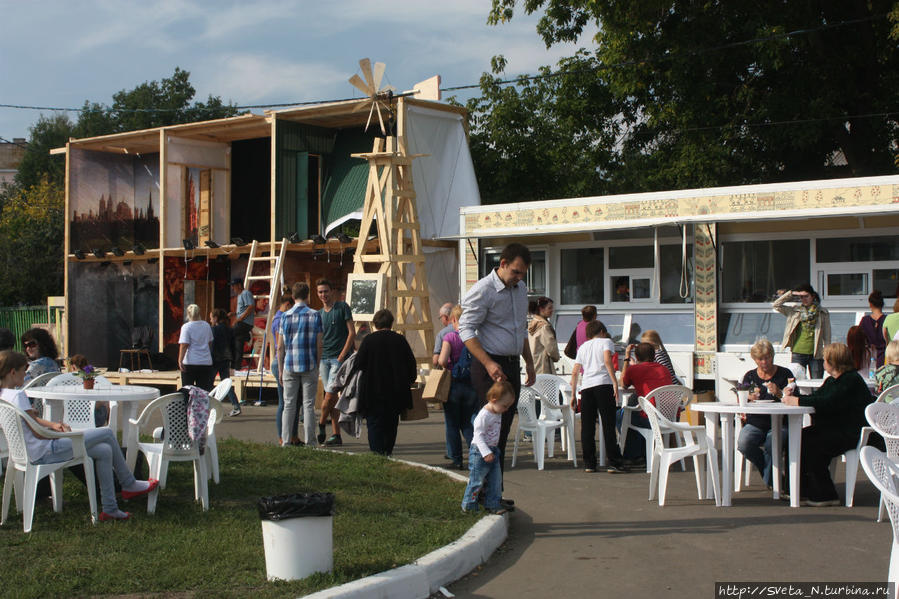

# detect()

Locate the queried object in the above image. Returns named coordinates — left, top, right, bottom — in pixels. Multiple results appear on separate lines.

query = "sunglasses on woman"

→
left=23, top=341, right=38, bottom=348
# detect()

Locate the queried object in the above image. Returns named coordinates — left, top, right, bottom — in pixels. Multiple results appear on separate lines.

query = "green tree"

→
left=482, top=0, right=899, bottom=193
left=462, top=52, right=622, bottom=204
left=0, top=178, right=65, bottom=305
left=13, top=114, right=75, bottom=190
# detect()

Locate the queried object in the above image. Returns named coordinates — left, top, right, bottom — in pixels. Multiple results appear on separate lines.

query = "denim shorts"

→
left=319, top=357, right=341, bottom=393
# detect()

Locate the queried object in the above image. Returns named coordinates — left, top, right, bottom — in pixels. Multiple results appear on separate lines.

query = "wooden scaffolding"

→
left=351, top=100, right=434, bottom=365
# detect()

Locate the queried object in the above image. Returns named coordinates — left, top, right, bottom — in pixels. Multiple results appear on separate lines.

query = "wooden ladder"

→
left=243, top=239, right=288, bottom=374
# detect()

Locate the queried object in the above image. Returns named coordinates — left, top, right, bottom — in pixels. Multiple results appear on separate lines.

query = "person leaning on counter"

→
left=782, top=342, right=874, bottom=506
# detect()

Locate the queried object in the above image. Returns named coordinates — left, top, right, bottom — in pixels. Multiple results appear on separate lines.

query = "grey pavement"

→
left=217, top=401, right=890, bottom=598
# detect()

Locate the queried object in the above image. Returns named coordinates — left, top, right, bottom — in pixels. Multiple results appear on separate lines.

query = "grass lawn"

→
left=0, top=439, right=476, bottom=598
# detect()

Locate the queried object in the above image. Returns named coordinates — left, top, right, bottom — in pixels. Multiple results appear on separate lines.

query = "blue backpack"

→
left=451, top=346, right=473, bottom=380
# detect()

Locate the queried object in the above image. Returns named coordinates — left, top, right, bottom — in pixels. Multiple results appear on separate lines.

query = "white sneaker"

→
left=229, top=408, right=241, bottom=417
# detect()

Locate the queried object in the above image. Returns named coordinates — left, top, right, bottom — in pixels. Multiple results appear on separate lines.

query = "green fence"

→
left=0, top=306, right=53, bottom=351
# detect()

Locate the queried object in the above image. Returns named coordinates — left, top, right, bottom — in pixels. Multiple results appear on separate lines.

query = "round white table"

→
left=25, top=385, right=160, bottom=472
left=692, top=402, right=815, bottom=507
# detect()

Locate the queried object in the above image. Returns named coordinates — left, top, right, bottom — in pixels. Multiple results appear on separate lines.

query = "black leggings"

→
left=580, top=384, right=623, bottom=469
left=181, top=364, right=215, bottom=391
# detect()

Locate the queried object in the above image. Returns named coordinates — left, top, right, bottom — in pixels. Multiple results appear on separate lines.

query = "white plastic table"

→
left=25, top=385, right=160, bottom=472
left=692, top=402, right=815, bottom=507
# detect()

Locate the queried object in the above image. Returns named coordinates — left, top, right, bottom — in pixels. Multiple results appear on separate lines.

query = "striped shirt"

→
left=279, top=302, right=322, bottom=373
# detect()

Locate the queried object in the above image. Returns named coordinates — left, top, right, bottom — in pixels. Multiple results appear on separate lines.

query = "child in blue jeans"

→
left=461, top=381, right=515, bottom=514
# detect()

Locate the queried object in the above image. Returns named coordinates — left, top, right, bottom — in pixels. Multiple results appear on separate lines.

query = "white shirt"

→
left=575, top=337, right=615, bottom=389
left=472, top=406, right=503, bottom=458
left=2, top=388, right=49, bottom=461
left=179, top=320, right=214, bottom=365
left=459, top=268, right=529, bottom=357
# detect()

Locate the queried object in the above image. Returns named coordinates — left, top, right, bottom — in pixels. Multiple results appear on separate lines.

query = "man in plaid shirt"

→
left=277, top=281, right=323, bottom=446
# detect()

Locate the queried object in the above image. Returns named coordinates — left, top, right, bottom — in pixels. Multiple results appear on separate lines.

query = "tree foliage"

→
left=0, top=178, right=65, bottom=305
left=461, top=52, right=623, bottom=204
left=475, top=0, right=899, bottom=195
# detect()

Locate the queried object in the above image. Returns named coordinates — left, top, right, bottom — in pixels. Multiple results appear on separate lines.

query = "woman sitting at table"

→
left=736, top=340, right=791, bottom=489
left=21, top=328, right=61, bottom=384
left=782, top=342, right=874, bottom=506
left=0, top=350, right=157, bottom=521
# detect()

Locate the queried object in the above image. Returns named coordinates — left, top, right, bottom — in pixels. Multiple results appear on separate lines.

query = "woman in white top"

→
left=0, top=350, right=157, bottom=521
left=570, top=320, right=625, bottom=473
left=178, top=303, right=215, bottom=390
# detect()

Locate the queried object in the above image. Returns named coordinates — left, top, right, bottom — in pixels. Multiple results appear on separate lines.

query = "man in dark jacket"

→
left=353, top=309, right=417, bottom=456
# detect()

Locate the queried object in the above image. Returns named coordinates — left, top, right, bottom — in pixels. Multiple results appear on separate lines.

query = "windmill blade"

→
left=373, top=62, right=386, bottom=91
left=359, top=58, right=375, bottom=91
left=365, top=101, right=376, bottom=132
left=348, top=74, right=371, bottom=96
left=375, top=101, right=386, bottom=136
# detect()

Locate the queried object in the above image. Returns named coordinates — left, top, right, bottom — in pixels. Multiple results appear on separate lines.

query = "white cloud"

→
left=197, top=54, right=348, bottom=103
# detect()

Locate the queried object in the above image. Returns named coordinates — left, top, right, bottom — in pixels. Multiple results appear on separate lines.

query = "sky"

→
left=0, top=0, right=594, bottom=141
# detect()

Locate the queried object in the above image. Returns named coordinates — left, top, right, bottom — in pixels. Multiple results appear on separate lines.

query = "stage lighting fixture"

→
left=337, top=233, right=352, bottom=244
left=91, top=248, right=106, bottom=259
left=111, top=247, right=125, bottom=257
left=74, top=249, right=86, bottom=260
left=312, top=234, right=327, bottom=245
left=182, top=239, right=195, bottom=251
left=231, top=237, right=246, bottom=247
left=204, top=240, right=219, bottom=248
left=132, top=244, right=146, bottom=255
left=287, top=232, right=300, bottom=243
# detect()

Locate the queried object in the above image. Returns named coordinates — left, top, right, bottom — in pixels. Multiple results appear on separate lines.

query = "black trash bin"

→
left=258, top=493, right=335, bottom=580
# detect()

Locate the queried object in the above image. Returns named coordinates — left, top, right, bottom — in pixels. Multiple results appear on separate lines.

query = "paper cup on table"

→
left=737, top=390, right=749, bottom=407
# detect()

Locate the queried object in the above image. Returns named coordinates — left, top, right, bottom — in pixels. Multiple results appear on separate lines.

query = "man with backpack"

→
left=437, top=304, right=477, bottom=470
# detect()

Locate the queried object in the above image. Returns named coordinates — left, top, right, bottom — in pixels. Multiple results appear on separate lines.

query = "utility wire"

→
left=0, top=13, right=886, bottom=115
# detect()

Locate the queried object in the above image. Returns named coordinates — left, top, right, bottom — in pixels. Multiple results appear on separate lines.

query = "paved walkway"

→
left=217, top=401, right=890, bottom=598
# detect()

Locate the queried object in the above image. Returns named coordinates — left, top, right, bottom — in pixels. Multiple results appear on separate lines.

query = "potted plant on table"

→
left=75, top=364, right=98, bottom=389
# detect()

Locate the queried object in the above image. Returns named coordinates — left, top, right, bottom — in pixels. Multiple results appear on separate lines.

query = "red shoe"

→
left=99, top=510, right=132, bottom=522
left=121, top=479, right=159, bottom=500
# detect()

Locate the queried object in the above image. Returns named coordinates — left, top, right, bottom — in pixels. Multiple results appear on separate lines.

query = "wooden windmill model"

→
left=349, top=59, right=436, bottom=366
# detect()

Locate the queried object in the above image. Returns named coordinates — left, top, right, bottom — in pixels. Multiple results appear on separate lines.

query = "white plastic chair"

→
left=511, top=387, right=565, bottom=470
left=130, top=392, right=209, bottom=514
left=640, top=396, right=721, bottom=507
left=865, top=402, right=899, bottom=521
left=206, top=379, right=231, bottom=484
left=532, top=374, right=577, bottom=464
left=619, top=385, right=692, bottom=473
left=859, top=446, right=899, bottom=592
left=45, top=373, right=113, bottom=431
left=0, top=401, right=97, bottom=532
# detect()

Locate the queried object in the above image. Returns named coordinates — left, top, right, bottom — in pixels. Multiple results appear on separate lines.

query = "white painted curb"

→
left=301, top=460, right=509, bottom=599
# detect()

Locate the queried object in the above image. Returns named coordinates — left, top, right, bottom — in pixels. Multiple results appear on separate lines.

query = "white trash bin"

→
left=259, top=493, right=334, bottom=581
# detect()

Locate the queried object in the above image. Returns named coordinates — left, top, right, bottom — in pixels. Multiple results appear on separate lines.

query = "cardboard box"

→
left=681, top=390, right=715, bottom=426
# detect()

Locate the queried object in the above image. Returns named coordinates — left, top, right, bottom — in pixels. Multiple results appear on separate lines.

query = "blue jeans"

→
left=738, top=423, right=788, bottom=487
left=791, top=353, right=823, bottom=379
left=273, top=361, right=299, bottom=441
left=444, top=379, right=477, bottom=465
left=319, top=357, right=341, bottom=393
left=33, top=427, right=136, bottom=514
left=616, top=409, right=650, bottom=460
left=282, top=367, right=318, bottom=446
left=461, top=444, right=502, bottom=511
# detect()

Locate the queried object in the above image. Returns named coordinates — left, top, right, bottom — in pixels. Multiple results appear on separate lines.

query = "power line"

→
left=0, top=13, right=886, bottom=117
